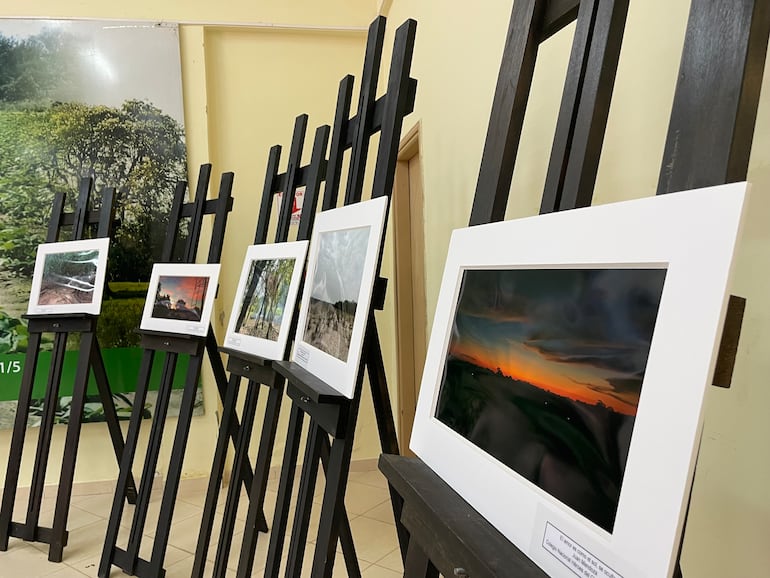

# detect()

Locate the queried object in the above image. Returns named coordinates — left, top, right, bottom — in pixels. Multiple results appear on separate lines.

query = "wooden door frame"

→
left=392, top=122, right=426, bottom=455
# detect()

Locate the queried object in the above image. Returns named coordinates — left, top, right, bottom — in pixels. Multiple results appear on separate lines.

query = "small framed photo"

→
left=224, top=241, right=310, bottom=360
left=411, top=183, right=748, bottom=578
left=140, top=263, right=220, bottom=336
left=292, top=196, right=389, bottom=398
left=27, top=237, right=110, bottom=315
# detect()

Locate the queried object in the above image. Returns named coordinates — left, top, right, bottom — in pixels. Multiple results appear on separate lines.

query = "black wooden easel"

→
left=381, top=0, right=769, bottom=577
left=230, top=16, right=417, bottom=578
left=190, top=114, right=354, bottom=577
left=0, top=177, right=137, bottom=563
left=97, top=164, right=237, bottom=578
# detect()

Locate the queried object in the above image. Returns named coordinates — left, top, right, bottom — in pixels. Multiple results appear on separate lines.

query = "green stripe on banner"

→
left=0, top=347, right=191, bottom=402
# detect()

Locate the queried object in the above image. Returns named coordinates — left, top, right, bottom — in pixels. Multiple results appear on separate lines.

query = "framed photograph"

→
left=27, top=238, right=110, bottom=315
left=224, top=241, right=310, bottom=360
left=140, top=263, right=220, bottom=336
left=292, top=196, right=389, bottom=398
left=411, top=183, right=749, bottom=578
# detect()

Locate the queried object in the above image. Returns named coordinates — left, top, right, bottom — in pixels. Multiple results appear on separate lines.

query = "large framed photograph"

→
left=411, top=183, right=748, bottom=578
left=27, top=238, right=110, bottom=316
left=292, top=196, right=389, bottom=398
left=140, top=263, right=220, bottom=336
left=224, top=241, right=309, bottom=360
left=0, top=19, right=190, bottom=427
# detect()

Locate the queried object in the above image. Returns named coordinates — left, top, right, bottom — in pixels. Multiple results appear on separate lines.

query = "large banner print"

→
left=0, top=20, right=201, bottom=428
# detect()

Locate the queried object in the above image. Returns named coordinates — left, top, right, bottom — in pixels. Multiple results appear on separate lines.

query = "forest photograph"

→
left=303, top=226, right=371, bottom=361
left=234, top=257, right=296, bottom=342
left=0, top=20, right=190, bottom=426
left=435, top=268, right=667, bottom=532
left=38, top=249, right=100, bottom=306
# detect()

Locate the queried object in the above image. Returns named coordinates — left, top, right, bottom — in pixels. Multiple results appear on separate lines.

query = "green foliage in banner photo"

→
left=0, top=28, right=188, bottom=281
left=0, top=308, right=28, bottom=354
left=0, top=22, right=197, bottom=428
left=0, top=99, right=187, bottom=280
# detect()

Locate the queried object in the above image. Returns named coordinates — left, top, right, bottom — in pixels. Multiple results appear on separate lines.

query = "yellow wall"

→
left=381, top=0, right=770, bottom=576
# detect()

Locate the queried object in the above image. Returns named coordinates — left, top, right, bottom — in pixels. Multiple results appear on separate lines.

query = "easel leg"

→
left=0, top=332, right=42, bottom=550
left=366, top=319, right=409, bottom=556
left=90, top=336, right=138, bottom=503
left=25, top=332, right=68, bottom=540
left=311, top=433, right=356, bottom=578
left=212, top=379, right=263, bottom=577
left=147, top=355, right=205, bottom=576
left=257, top=403, right=305, bottom=578
left=48, top=332, right=94, bottom=562
left=285, top=420, right=324, bottom=578
left=193, top=372, right=243, bottom=578
left=206, top=330, right=259, bottom=497
left=404, top=540, right=439, bottom=578
left=124, top=352, right=178, bottom=570
left=98, top=349, right=155, bottom=578
left=320, top=434, right=359, bottom=577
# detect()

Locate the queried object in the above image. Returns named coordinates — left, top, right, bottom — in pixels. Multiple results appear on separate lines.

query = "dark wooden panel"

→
left=96, top=187, right=116, bottom=238
left=541, top=0, right=600, bottom=213
left=206, top=171, right=235, bottom=263
left=138, top=330, right=204, bottom=355
left=555, top=0, right=629, bottom=211
left=541, top=0, right=581, bottom=41
left=658, top=0, right=770, bottom=194
left=297, top=125, right=331, bottom=241
left=470, top=0, right=546, bottom=226
left=275, top=115, right=308, bottom=242
left=254, top=146, right=282, bottom=245
left=183, top=163, right=212, bottom=263
left=274, top=360, right=349, bottom=405
left=71, top=177, right=93, bottom=240
left=345, top=17, right=387, bottom=205
left=324, top=76, right=355, bottom=210
left=160, top=181, right=187, bottom=262
left=713, top=295, right=746, bottom=388
left=371, top=19, right=418, bottom=202
left=46, top=193, right=67, bottom=243
left=380, top=455, right=548, bottom=578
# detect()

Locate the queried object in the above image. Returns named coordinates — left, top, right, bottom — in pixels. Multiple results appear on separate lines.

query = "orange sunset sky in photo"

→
left=157, top=275, right=209, bottom=307
left=446, top=268, right=668, bottom=417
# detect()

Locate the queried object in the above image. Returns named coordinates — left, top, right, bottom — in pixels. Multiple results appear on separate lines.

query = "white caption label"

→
left=542, top=523, right=622, bottom=578
left=296, top=345, right=310, bottom=365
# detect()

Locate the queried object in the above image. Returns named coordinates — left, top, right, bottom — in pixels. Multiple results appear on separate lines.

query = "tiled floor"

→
left=0, top=464, right=404, bottom=577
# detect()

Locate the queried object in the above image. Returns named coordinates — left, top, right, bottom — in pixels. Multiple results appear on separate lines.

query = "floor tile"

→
left=344, top=481, right=390, bottom=516
left=0, top=543, right=70, bottom=577
left=349, top=469, right=390, bottom=490
left=165, top=555, right=236, bottom=577
left=348, top=516, right=400, bottom=564
left=360, top=500, right=396, bottom=524
left=363, top=564, right=402, bottom=577
left=44, top=567, right=90, bottom=577
left=374, top=547, right=404, bottom=572
left=1, top=461, right=399, bottom=577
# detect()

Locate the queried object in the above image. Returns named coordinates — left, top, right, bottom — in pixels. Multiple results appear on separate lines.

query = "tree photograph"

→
left=234, top=258, right=297, bottom=342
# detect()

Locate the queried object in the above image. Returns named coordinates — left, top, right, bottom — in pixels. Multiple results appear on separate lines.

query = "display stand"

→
left=97, top=164, right=235, bottom=578
left=191, top=115, right=365, bottom=577
left=381, top=1, right=769, bottom=577
left=0, top=177, right=136, bottom=563
left=242, top=16, right=417, bottom=578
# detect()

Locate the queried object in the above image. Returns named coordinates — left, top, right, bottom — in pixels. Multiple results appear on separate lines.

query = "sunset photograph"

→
left=435, top=267, right=667, bottom=532
left=152, top=275, right=210, bottom=322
